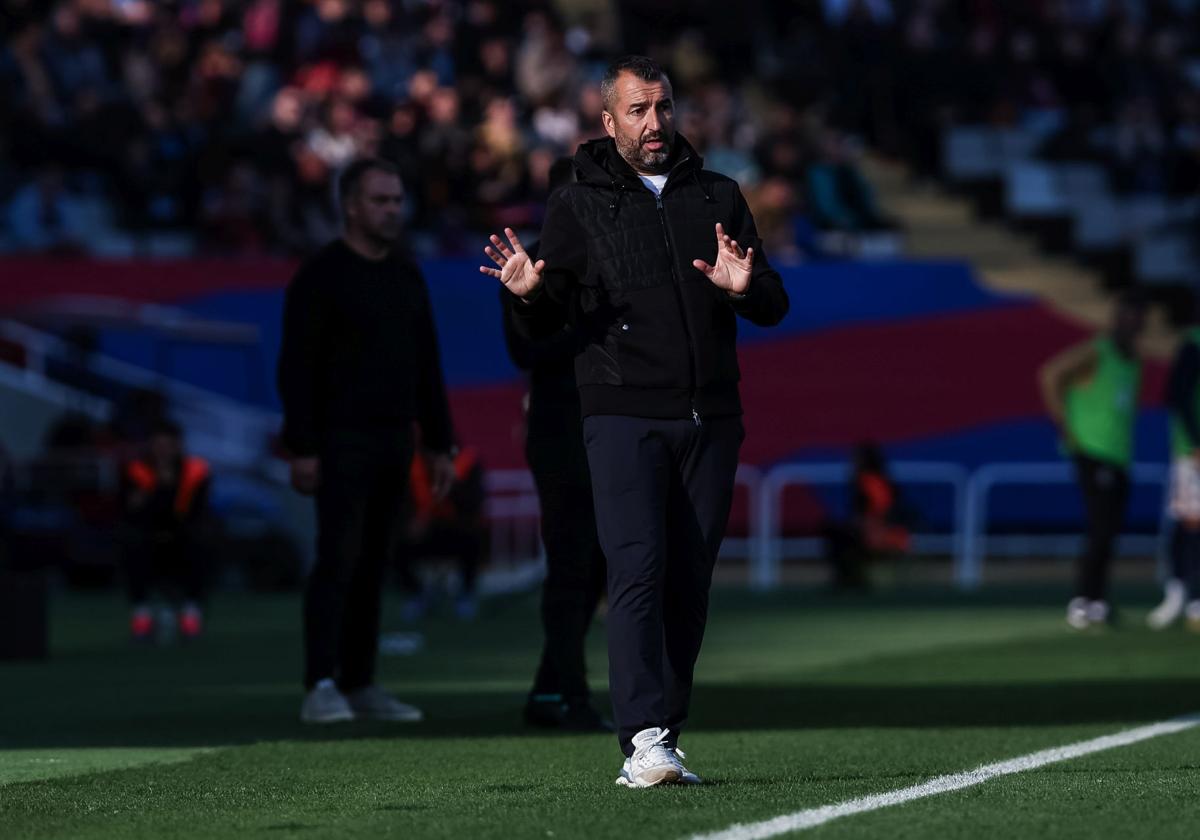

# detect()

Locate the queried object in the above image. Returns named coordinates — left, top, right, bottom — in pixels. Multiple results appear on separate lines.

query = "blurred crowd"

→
left=1, top=0, right=1197, bottom=258
left=846, top=0, right=1200, bottom=198
left=0, top=0, right=898, bottom=259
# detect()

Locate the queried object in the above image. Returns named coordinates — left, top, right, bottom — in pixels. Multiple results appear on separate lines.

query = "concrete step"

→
left=864, top=154, right=1176, bottom=359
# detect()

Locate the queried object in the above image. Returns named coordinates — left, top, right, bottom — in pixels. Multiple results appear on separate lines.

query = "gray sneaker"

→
left=300, top=679, right=355, bottom=724
left=345, top=684, right=423, bottom=722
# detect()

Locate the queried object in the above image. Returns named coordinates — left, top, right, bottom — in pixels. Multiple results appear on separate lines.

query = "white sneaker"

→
left=615, top=727, right=682, bottom=788
left=1086, top=599, right=1110, bottom=625
left=300, top=679, right=354, bottom=723
left=1186, top=600, right=1200, bottom=633
left=672, top=746, right=703, bottom=785
left=1148, top=579, right=1186, bottom=630
left=345, top=684, right=423, bottom=722
left=1066, top=597, right=1090, bottom=630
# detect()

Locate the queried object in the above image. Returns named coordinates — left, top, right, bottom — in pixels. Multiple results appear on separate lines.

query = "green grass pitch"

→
left=2, top=584, right=1199, bottom=839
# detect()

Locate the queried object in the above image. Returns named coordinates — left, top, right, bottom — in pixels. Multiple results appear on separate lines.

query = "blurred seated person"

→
left=110, top=388, right=170, bottom=449
left=120, top=420, right=212, bottom=641
left=805, top=130, right=895, bottom=233
left=397, top=446, right=486, bottom=621
left=823, top=442, right=911, bottom=590
left=5, top=166, right=87, bottom=255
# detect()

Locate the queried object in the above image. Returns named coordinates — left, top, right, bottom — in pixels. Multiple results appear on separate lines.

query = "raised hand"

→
left=290, top=456, right=320, bottom=496
left=692, top=223, right=754, bottom=295
left=429, top=451, right=456, bottom=502
left=480, top=227, right=546, bottom=299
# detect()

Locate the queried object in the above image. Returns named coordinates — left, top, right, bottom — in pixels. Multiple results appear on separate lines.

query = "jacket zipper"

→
left=655, top=191, right=701, bottom=427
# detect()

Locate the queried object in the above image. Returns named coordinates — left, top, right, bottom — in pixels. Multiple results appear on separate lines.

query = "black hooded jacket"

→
left=513, top=135, right=789, bottom=420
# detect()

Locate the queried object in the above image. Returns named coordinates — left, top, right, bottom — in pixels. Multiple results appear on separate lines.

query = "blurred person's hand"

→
left=694, top=223, right=754, bottom=296
left=291, top=456, right=320, bottom=495
left=480, top=227, right=545, bottom=299
left=429, top=452, right=456, bottom=502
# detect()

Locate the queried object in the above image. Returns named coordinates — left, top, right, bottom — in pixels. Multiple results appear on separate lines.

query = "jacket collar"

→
left=573, top=134, right=703, bottom=190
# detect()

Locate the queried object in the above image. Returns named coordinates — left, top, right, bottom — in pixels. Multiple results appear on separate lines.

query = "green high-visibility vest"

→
left=1170, top=328, right=1200, bottom=457
left=1065, top=337, right=1140, bottom=467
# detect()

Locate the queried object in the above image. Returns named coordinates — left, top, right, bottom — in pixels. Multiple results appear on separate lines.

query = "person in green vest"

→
left=1148, top=298, right=1200, bottom=631
left=1039, top=290, right=1147, bottom=629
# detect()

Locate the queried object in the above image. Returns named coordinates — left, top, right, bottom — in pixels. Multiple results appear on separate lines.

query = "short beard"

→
left=365, top=222, right=402, bottom=246
left=615, top=132, right=671, bottom=173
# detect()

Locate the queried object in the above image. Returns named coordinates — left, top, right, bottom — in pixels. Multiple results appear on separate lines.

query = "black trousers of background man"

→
left=305, top=428, right=414, bottom=690
left=583, top=414, right=743, bottom=757
left=1074, top=454, right=1131, bottom=601
left=526, top=397, right=606, bottom=705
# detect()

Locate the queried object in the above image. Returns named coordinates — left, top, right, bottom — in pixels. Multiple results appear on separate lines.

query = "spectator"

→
left=2, top=1, right=1197, bottom=257
left=5, top=166, right=86, bottom=253
left=1150, top=295, right=1200, bottom=631
left=804, top=130, right=894, bottom=233
left=396, top=446, right=487, bottom=623
left=822, top=442, right=912, bottom=591
left=120, top=420, right=212, bottom=643
left=1038, top=291, right=1148, bottom=631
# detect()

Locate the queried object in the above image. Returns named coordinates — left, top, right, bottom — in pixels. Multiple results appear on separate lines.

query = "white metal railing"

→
left=484, top=469, right=542, bottom=568
left=0, top=319, right=279, bottom=470
left=960, top=461, right=1169, bottom=590
left=721, top=464, right=763, bottom=564
left=752, top=461, right=969, bottom=590
left=4, top=323, right=1175, bottom=594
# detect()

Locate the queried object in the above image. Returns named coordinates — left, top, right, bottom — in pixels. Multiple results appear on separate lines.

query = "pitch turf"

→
left=2, top=584, right=1199, bottom=839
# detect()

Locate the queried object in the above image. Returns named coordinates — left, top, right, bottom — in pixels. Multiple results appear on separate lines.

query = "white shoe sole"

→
left=1147, top=609, right=1182, bottom=630
left=300, top=709, right=355, bottom=724
left=615, top=767, right=682, bottom=788
left=353, top=708, right=424, bottom=723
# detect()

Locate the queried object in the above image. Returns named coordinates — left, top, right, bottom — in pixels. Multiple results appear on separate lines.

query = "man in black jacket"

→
left=500, top=158, right=610, bottom=732
left=279, top=158, right=457, bottom=724
left=482, top=56, right=789, bottom=787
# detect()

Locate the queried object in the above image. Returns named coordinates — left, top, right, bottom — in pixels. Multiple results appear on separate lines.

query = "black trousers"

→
left=124, top=527, right=207, bottom=604
left=1170, top=524, right=1200, bottom=599
left=1074, top=455, right=1131, bottom=601
left=304, top=428, right=413, bottom=691
left=583, top=414, right=743, bottom=756
left=527, top=399, right=606, bottom=704
left=823, top=522, right=870, bottom=590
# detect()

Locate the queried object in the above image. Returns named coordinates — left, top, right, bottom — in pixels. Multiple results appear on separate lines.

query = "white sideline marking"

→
left=690, top=713, right=1200, bottom=840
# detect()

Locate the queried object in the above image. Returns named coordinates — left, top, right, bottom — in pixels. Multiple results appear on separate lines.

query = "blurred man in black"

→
left=500, top=158, right=610, bottom=732
left=278, top=158, right=457, bottom=724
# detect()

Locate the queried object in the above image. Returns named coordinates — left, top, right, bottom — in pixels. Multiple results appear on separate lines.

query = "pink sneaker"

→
left=178, top=604, right=204, bottom=639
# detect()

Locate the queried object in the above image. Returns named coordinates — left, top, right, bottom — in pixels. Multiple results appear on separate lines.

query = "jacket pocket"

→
left=578, top=334, right=622, bottom=386
left=614, top=285, right=693, bottom=388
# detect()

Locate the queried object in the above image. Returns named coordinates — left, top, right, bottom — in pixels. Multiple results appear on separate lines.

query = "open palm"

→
left=480, top=228, right=545, bottom=299
left=692, top=223, right=753, bottom=295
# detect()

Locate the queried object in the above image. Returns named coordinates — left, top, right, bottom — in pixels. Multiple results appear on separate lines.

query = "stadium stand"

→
left=0, top=0, right=896, bottom=258
left=2, top=0, right=1197, bottom=582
